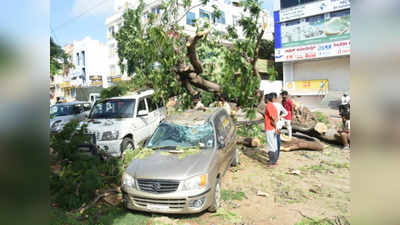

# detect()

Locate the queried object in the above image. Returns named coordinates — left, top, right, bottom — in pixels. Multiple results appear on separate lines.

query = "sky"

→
left=50, top=0, right=274, bottom=46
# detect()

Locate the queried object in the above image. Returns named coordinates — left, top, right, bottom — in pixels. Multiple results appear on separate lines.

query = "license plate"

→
left=146, top=204, right=169, bottom=211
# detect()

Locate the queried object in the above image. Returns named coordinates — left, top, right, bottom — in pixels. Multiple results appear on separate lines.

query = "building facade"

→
left=273, top=0, right=350, bottom=96
left=105, top=0, right=274, bottom=85
left=71, top=37, right=109, bottom=90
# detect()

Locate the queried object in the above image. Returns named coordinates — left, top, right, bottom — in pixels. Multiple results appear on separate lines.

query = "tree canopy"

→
left=114, top=0, right=268, bottom=116
left=50, top=37, right=72, bottom=76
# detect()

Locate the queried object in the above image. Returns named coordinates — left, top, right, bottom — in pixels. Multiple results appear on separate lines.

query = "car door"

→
left=134, top=97, right=151, bottom=144
left=214, top=111, right=231, bottom=174
left=145, top=96, right=159, bottom=133
left=216, top=110, right=235, bottom=172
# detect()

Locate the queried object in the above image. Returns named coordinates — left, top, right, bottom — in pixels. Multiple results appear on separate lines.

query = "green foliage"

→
left=259, top=39, right=274, bottom=60
left=221, top=190, right=246, bottom=201
left=295, top=217, right=338, bottom=225
left=267, top=64, right=278, bottom=81
left=114, top=0, right=266, bottom=115
left=50, top=121, right=124, bottom=210
left=50, top=37, right=72, bottom=76
left=211, top=208, right=242, bottom=224
left=237, top=124, right=266, bottom=145
left=200, top=91, right=217, bottom=107
left=315, top=111, right=329, bottom=125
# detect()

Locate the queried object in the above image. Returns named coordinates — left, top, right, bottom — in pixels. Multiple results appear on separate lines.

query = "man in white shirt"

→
left=339, top=92, right=350, bottom=116
left=271, top=92, right=288, bottom=163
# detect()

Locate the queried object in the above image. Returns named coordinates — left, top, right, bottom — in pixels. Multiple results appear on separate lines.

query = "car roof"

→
left=107, top=89, right=154, bottom=100
left=165, top=108, right=223, bottom=126
left=54, top=101, right=90, bottom=106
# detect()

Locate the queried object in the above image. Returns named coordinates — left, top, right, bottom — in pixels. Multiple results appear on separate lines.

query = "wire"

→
left=54, top=0, right=112, bottom=30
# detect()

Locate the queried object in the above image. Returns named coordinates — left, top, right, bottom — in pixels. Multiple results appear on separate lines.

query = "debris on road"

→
left=257, top=191, right=270, bottom=197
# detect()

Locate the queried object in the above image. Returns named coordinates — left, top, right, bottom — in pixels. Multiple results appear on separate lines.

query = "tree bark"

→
left=281, top=137, right=324, bottom=152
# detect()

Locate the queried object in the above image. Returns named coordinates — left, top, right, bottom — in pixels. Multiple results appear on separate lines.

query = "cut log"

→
left=281, top=134, right=324, bottom=151
left=314, top=122, right=328, bottom=135
left=290, top=105, right=344, bottom=145
left=237, top=137, right=261, bottom=147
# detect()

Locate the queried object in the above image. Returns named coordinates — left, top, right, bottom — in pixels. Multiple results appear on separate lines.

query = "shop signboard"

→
left=281, top=9, right=350, bottom=48
left=285, top=79, right=328, bottom=95
left=280, top=0, right=351, bottom=22
left=275, top=39, right=350, bottom=62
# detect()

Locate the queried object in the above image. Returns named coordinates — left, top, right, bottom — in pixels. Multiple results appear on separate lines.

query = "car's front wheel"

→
left=121, top=137, right=134, bottom=156
left=208, top=180, right=221, bottom=212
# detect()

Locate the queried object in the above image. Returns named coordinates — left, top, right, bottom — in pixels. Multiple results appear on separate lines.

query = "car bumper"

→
left=78, top=139, right=122, bottom=157
left=96, top=139, right=122, bottom=157
left=122, top=185, right=214, bottom=214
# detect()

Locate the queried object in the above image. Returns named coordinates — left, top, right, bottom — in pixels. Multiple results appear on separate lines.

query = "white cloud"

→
left=72, top=0, right=114, bottom=17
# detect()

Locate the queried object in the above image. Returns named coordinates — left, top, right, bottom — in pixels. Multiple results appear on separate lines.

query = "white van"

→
left=83, top=89, right=166, bottom=157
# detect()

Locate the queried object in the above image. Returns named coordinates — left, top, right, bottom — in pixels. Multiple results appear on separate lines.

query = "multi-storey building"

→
left=274, top=0, right=350, bottom=96
left=105, top=0, right=274, bottom=85
left=71, top=37, right=109, bottom=90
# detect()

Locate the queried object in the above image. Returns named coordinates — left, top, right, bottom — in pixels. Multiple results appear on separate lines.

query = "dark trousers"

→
left=276, top=133, right=280, bottom=162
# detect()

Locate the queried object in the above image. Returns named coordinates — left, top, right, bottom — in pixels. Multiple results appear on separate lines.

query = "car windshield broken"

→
left=89, top=99, right=136, bottom=119
left=147, top=122, right=215, bottom=149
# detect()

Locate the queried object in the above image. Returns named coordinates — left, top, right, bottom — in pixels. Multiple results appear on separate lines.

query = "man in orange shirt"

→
left=265, top=93, right=279, bottom=166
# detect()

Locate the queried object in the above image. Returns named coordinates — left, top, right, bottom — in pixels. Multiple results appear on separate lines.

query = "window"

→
left=214, top=111, right=232, bottom=142
left=146, top=97, right=157, bottom=112
left=186, top=12, right=196, bottom=25
left=151, top=6, right=161, bottom=14
left=232, top=15, right=238, bottom=26
left=137, top=98, right=147, bottom=113
left=285, top=19, right=301, bottom=26
left=213, top=11, right=225, bottom=24
left=330, top=9, right=350, bottom=18
left=280, top=0, right=299, bottom=9
left=305, top=14, right=324, bottom=24
left=81, top=51, right=85, bottom=66
left=200, top=9, right=210, bottom=20
left=108, top=26, right=115, bottom=35
left=76, top=53, right=80, bottom=65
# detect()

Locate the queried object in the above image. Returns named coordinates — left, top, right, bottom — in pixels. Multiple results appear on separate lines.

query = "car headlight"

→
left=101, top=131, right=119, bottom=140
left=122, top=173, right=135, bottom=187
left=182, top=174, right=208, bottom=191
left=51, top=120, right=63, bottom=129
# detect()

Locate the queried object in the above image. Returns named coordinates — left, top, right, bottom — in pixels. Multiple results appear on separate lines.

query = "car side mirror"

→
left=137, top=110, right=149, bottom=117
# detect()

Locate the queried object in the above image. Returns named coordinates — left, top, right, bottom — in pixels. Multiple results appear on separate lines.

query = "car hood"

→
left=125, top=149, right=215, bottom=180
left=50, top=115, right=74, bottom=125
left=85, top=118, right=129, bottom=132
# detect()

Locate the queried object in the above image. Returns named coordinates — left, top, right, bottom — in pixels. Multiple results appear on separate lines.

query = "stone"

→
left=257, top=191, right=269, bottom=197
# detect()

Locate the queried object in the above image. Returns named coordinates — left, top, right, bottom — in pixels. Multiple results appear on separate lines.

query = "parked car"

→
left=50, top=101, right=91, bottom=134
left=82, top=89, right=166, bottom=157
left=121, top=108, right=239, bottom=214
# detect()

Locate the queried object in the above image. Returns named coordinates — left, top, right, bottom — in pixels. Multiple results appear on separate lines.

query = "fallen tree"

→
left=291, top=106, right=343, bottom=145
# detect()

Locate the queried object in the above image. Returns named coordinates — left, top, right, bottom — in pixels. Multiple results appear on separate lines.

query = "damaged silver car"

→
left=121, top=108, right=239, bottom=214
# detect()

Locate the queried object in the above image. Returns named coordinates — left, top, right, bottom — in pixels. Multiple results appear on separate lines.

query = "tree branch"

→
left=187, top=72, right=221, bottom=93
left=251, top=23, right=266, bottom=79
left=186, top=29, right=211, bottom=74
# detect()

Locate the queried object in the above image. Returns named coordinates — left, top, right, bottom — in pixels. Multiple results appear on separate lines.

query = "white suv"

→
left=83, top=89, right=166, bottom=157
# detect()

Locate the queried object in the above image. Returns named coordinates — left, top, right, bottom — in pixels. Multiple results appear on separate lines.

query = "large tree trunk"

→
left=281, top=136, right=324, bottom=152
left=291, top=106, right=343, bottom=145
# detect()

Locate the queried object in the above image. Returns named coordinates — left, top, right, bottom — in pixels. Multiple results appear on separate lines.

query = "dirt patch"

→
left=179, top=144, right=351, bottom=225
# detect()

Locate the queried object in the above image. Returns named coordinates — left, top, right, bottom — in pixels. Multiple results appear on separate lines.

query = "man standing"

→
left=265, top=93, right=278, bottom=166
left=281, top=90, right=294, bottom=138
left=272, top=92, right=288, bottom=163
left=339, top=92, right=350, bottom=116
